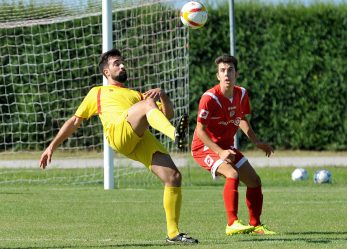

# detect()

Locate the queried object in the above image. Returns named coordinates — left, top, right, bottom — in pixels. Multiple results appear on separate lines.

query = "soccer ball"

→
left=314, top=170, right=332, bottom=184
left=180, top=1, right=208, bottom=29
left=291, top=168, right=309, bottom=181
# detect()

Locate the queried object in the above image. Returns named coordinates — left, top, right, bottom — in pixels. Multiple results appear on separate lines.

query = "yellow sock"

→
left=146, top=108, right=175, bottom=140
left=163, top=186, right=182, bottom=238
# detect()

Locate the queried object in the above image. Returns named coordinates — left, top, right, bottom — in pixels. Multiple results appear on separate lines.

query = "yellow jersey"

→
left=75, top=85, right=145, bottom=126
left=75, top=85, right=168, bottom=165
left=75, top=84, right=163, bottom=132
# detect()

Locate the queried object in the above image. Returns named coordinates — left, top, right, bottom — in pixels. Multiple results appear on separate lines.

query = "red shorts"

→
left=191, top=145, right=248, bottom=179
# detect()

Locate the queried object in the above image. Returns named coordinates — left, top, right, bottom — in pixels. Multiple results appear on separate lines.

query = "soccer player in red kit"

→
left=191, top=55, right=276, bottom=235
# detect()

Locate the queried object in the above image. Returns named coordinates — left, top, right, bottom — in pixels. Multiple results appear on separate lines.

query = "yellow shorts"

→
left=106, top=113, right=169, bottom=169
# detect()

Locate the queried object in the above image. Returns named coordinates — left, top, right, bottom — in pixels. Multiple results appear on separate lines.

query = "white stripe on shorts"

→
left=211, top=159, right=224, bottom=180
left=210, top=156, right=248, bottom=180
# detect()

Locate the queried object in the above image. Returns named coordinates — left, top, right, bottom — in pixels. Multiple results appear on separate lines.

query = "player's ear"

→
left=103, top=68, right=110, bottom=78
left=216, top=72, right=220, bottom=80
left=235, top=71, right=239, bottom=78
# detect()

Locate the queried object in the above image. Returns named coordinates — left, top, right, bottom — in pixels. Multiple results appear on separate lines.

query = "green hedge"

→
left=0, top=12, right=103, bottom=151
left=189, top=2, right=347, bottom=150
left=0, top=3, right=187, bottom=152
left=1, top=2, right=346, bottom=151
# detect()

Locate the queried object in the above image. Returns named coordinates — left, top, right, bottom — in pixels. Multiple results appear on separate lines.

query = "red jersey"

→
left=191, top=84, right=251, bottom=151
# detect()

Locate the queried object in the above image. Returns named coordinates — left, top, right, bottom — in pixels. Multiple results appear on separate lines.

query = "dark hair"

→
left=98, top=48, right=123, bottom=77
left=215, top=54, right=238, bottom=72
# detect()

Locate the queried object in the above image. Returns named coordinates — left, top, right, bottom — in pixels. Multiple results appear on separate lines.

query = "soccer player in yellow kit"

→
left=39, top=48, right=198, bottom=244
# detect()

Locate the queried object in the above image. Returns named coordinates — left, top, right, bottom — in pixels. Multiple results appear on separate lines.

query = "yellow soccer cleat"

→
left=252, top=224, right=277, bottom=235
left=226, top=220, right=254, bottom=235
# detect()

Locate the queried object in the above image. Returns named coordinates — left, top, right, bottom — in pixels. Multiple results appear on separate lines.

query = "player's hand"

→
left=39, top=147, right=53, bottom=169
left=255, top=142, right=274, bottom=157
left=143, top=88, right=163, bottom=101
left=218, top=149, right=236, bottom=164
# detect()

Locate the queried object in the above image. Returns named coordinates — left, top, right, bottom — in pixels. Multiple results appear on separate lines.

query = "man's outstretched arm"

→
left=39, top=115, right=83, bottom=169
left=239, top=117, right=274, bottom=157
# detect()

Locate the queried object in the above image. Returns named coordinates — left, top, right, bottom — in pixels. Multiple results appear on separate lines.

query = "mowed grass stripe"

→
left=0, top=167, right=346, bottom=248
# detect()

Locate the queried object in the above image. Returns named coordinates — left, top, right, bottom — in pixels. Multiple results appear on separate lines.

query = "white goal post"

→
left=0, top=0, right=189, bottom=187
left=102, top=0, right=114, bottom=190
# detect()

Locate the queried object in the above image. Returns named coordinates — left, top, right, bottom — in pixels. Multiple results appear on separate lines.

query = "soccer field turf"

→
left=0, top=167, right=346, bottom=249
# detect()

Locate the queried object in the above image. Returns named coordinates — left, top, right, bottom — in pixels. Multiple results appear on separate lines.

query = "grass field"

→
left=1, top=149, right=347, bottom=160
left=1, top=166, right=347, bottom=249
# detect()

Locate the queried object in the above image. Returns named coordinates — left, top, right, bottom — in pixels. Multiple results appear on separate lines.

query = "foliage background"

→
left=1, top=1, right=346, bottom=151
left=189, top=2, right=347, bottom=150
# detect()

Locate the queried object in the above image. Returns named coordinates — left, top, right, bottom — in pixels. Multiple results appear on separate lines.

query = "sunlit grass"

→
left=0, top=167, right=346, bottom=248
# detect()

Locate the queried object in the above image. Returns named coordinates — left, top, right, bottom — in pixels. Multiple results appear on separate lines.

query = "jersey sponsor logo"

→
left=199, top=109, right=209, bottom=119
left=228, top=106, right=236, bottom=117
left=204, top=154, right=214, bottom=167
left=218, top=117, right=241, bottom=126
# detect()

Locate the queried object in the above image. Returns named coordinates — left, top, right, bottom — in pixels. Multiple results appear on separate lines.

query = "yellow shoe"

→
left=226, top=220, right=254, bottom=235
left=252, top=224, right=276, bottom=235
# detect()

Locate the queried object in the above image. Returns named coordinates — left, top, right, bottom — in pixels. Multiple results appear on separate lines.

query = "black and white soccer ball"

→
left=314, top=170, right=332, bottom=184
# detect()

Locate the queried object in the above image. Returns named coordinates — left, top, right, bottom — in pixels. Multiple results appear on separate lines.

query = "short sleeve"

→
left=75, top=87, right=99, bottom=119
left=240, top=89, right=251, bottom=117
left=196, top=94, right=218, bottom=125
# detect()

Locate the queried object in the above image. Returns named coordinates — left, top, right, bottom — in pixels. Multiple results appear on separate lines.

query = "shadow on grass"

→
left=285, top=231, right=347, bottom=235
left=5, top=232, right=347, bottom=248
left=0, top=192, right=35, bottom=195
left=236, top=233, right=347, bottom=244
left=3, top=242, right=188, bottom=249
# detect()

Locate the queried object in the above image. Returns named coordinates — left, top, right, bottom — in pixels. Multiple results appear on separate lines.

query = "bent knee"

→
left=167, top=170, right=182, bottom=186
left=254, top=174, right=261, bottom=186
left=223, top=170, right=239, bottom=179
left=248, top=174, right=261, bottom=188
left=144, top=98, right=157, bottom=109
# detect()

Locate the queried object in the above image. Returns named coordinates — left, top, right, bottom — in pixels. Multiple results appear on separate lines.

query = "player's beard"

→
left=113, top=71, right=127, bottom=83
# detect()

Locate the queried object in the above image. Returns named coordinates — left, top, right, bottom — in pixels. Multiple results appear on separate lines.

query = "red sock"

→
left=246, top=186, right=263, bottom=226
left=223, top=178, right=239, bottom=226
